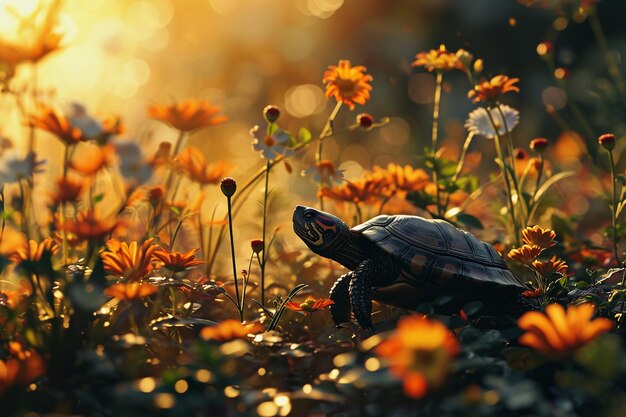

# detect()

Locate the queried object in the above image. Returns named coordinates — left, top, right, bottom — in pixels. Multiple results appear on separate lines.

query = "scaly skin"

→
left=329, top=272, right=353, bottom=325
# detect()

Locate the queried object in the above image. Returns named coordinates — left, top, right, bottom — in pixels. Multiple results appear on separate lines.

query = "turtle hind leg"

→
left=349, top=260, right=375, bottom=330
left=329, top=273, right=353, bottom=326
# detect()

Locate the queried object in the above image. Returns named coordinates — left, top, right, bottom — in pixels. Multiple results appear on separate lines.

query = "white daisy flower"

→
left=0, top=151, right=46, bottom=187
left=465, top=105, right=519, bottom=139
left=251, top=126, right=295, bottom=161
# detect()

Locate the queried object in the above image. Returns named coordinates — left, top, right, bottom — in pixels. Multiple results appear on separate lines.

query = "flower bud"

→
left=356, top=113, right=374, bottom=129
left=598, top=133, right=615, bottom=151
left=455, top=49, right=473, bottom=69
left=251, top=239, right=264, bottom=254
left=514, top=148, right=527, bottom=160
left=473, top=59, right=484, bottom=74
left=529, top=138, right=548, bottom=153
left=220, top=177, right=237, bottom=197
left=263, top=105, right=280, bottom=123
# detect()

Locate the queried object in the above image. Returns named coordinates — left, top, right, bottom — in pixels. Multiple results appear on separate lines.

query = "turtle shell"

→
left=352, top=215, right=524, bottom=290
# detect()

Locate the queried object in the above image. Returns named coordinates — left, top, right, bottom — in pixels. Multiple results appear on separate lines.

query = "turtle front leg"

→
left=349, top=260, right=376, bottom=330
left=329, top=272, right=353, bottom=326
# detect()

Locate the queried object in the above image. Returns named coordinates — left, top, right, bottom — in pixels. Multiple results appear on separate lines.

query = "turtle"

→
left=292, top=205, right=529, bottom=330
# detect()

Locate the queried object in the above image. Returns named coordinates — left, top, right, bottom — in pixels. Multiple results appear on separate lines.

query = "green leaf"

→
left=92, top=194, right=105, bottom=204
left=268, top=283, right=308, bottom=331
left=528, top=171, right=575, bottom=222
left=298, top=127, right=312, bottom=144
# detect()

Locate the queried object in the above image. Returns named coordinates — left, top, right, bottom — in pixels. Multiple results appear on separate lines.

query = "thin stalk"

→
left=316, top=101, right=343, bottom=210
left=608, top=150, right=621, bottom=265
left=443, top=132, right=474, bottom=213
left=260, top=160, right=271, bottom=306
left=61, top=144, right=70, bottom=265
left=533, top=154, right=544, bottom=198
left=431, top=72, right=444, bottom=217
left=226, top=195, right=243, bottom=322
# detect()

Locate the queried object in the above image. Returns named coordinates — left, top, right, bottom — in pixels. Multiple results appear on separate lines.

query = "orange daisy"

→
left=375, top=315, right=460, bottom=399
left=508, top=244, right=542, bottom=265
left=532, top=257, right=568, bottom=277
left=322, top=60, right=373, bottom=110
left=518, top=303, right=613, bottom=359
left=468, top=75, right=520, bottom=103
left=374, top=163, right=431, bottom=192
left=522, top=225, right=557, bottom=250
left=70, top=144, right=116, bottom=176
left=147, top=99, right=228, bottom=132
left=175, top=147, right=234, bottom=185
left=104, top=282, right=158, bottom=301
left=320, top=175, right=390, bottom=204
left=50, top=176, right=84, bottom=205
left=153, top=247, right=205, bottom=272
left=199, top=320, right=263, bottom=342
left=411, top=45, right=466, bottom=72
left=101, top=238, right=159, bottom=282
left=9, top=238, right=59, bottom=263
left=29, top=105, right=82, bottom=146
left=56, top=210, right=120, bottom=242
left=285, top=296, right=334, bottom=313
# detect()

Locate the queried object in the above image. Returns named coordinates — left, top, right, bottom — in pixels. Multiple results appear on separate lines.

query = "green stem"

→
left=432, top=72, right=444, bottom=217
left=261, top=161, right=271, bottom=306
left=443, top=132, right=474, bottom=213
left=316, top=101, right=343, bottom=211
left=226, top=196, right=243, bottom=322
left=534, top=154, right=544, bottom=198
left=608, top=150, right=621, bottom=265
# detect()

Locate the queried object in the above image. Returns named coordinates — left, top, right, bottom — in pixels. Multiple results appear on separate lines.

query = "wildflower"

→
left=320, top=176, right=390, bottom=204
left=374, top=163, right=431, bottom=192
left=522, top=225, right=557, bottom=249
left=522, top=288, right=544, bottom=298
left=375, top=315, right=459, bottom=398
left=532, top=257, right=568, bottom=277
left=200, top=320, right=263, bottom=342
left=285, top=296, right=334, bottom=313
left=530, top=138, right=548, bottom=153
left=0, top=353, right=45, bottom=396
left=147, top=99, right=227, bottom=132
left=220, top=177, right=237, bottom=197
left=50, top=176, right=84, bottom=205
left=357, top=113, right=374, bottom=129
left=9, top=238, right=59, bottom=263
left=411, top=45, right=465, bottom=72
left=302, top=160, right=344, bottom=185
left=598, top=133, right=615, bottom=151
left=263, top=105, right=280, bottom=123
left=465, top=105, right=519, bottom=139
left=149, top=142, right=173, bottom=168
left=518, top=303, right=613, bottom=359
left=70, top=144, right=116, bottom=176
left=250, top=126, right=295, bottom=161
left=0, top=151, right=46, bottom=188
left=468, top=75, right=520, bottom=103
left=251, top=239, right=264, bottom=254
left=68, top=103, right=122, bottom=143
left=0, top=280, right=31, bottom=308
left=101, top=238, right=159, bottom=282
left=113, top=140, right=153, bottom=185
left=175, top=147, right=234, bottom=185
left=104, top=282, right=158, bottom=300
left=29, top=106, right=82, bottom=146
left=322, top=60, right=373, bottom=110
left=508, top=244, right=542, bottom=265
left=153, top=247, right=204, bottom=272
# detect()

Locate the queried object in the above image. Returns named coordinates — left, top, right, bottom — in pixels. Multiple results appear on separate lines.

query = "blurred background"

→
left=1, top=0, right=625, bottom=256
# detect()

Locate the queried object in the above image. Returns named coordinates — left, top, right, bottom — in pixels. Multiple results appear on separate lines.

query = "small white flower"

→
left=302, top=161, right=344, bottom=185
left=251, top=126, right=295, bottom=161
left=0, top=151, right=46, bottom=187
left=113, top=140, right=153, bottom=184
left=69, top=102, right=103, bottom=139
left=465, top=105, right=519, bottom=139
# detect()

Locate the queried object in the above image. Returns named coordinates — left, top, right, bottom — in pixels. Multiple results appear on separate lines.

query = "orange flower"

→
left=411, top=45, right=466, bottom=72
left=0, top=281, right=32, bottom=308
left=522, top=288, right=543, bottom=298
left=70, top=144, right=116, bottom=176
left=0, top=353, right=45, bottom=396
left=522, top=225, right=557, bottom=250
left=199, top=319, right=263, bottom=342
left=518, top=303, right=613, bottom=359
left=29, top=105, right=82, bottom=145
left=175, top=147, right=234, bottom=185
left=147, top=99, right=228, bottom=132
left=104, top=282, right=158, bottom=301
left=532, top=256, right=568, bottom=277
left=9, top=238, right=59, bottom=263
left=508, top=244, right=542, bottom=265
left=374, top=163, right=431, bottom=192
left=322, top=60, right=373, bottom=110
left=56, top=210, right=119, bottom=242
left=468, top=75, right=520, bottom=103
left=320, top=176, right=390, bottom=204
left=570, top=248, right=613, bottom=268
left=101, top=238, right=159, bottom=282
left=375, top=315, right=459, bottom=398
left=153, top=247, right=204, bottom=272
left=285, top=296, right=334, bottom=313
left=50, top=176, right=84, bottom=205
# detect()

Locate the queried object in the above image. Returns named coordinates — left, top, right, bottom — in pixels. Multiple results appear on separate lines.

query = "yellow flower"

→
left=412, top=45, right=466, bottom=72
left=9, top=238, right=59, bottom=263
left=147, top=99, right=227, bottom=132
left=532, top=256, right=568, bottom=277
left=322, top=60, right=373, bottom=110
left=468, top=75, right=520, bottom=103
left=375, top=315, right=459, bottom=398
left=153, top=247, right=204, bottom=272
left=101, top=239, right=159, bottom=282
left=522, top=225, right=557, bottom=250
left=518, top=303, right=613, bottom=359
left=508, top=244, right=542, bottom=265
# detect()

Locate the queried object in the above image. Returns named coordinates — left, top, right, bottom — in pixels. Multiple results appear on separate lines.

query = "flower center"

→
left=335, top=78, right=358, bottom=97
left=264, top=136, right=276, bottom=146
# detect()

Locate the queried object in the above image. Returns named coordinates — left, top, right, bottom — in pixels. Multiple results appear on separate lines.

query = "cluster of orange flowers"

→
left=412, top=44, right=472, bottom=73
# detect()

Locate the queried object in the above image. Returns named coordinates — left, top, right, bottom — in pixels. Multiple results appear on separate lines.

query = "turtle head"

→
left=293, top=205, right=350, bottom=257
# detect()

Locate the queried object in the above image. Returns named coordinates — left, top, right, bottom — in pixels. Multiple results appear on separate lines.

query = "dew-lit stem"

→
left=226, top=195, right=243, bottom=322
left=431, top=72, right=444, bottom=216
left=608, top=150, right=621, bottom=266
left=316, top=101, right=343, bottom=211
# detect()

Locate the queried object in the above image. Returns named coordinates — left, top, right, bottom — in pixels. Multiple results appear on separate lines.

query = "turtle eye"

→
left=303, top=210, right=315, bottom=220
